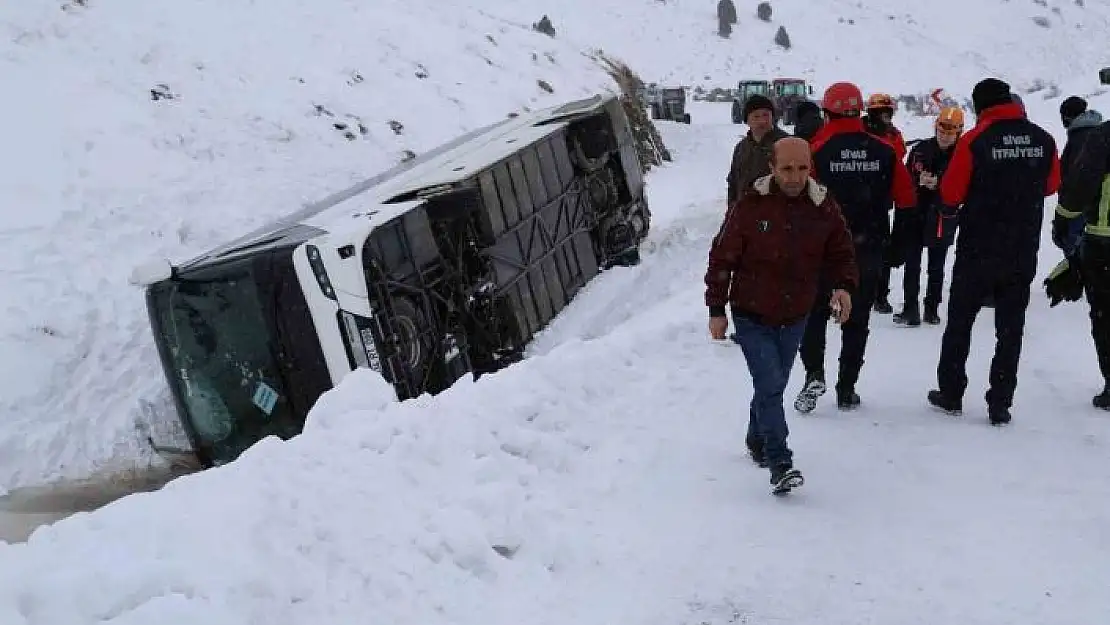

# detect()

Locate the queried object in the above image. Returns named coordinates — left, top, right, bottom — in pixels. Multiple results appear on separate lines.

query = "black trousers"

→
left=878, top=265, right=891, bottom=301
left=799, top=246, right=883, bottom=391
left=1081, top=238, right=1110, bottom=384
left=936, top=254, right=1032, bottom=409
left=903, top=242, right=949, bottom=308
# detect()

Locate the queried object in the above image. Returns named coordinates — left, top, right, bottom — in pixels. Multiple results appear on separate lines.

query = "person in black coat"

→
left=1055, top=103, right=1110, bottom=409
left=928, top=78, right=1061, bottom=425
left=1052, top=96, right=1104, bottom=255
left=793, top=100, right=824, bottom=142
left=891, top=106, right=964, bottom=326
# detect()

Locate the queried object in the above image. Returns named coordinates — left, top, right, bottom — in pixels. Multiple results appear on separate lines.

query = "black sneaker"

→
left=988, top=406, right=1012, bottom=426
left=770, top=465, right=804, bottom=495
left=873, top=297, right=893, bottom=314
left=927, top=389, right=962, bottom=415
left=794, top=373, right=827, bottom=413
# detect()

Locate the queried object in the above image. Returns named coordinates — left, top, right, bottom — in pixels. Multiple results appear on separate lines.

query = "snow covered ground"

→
left=4, top=0, right=1110, bottom=619
left=4, top=0, right=1110, bottom=495
left=2, top=101, right=1109, bottom=624
left=0, top=0, right=617, bottom=490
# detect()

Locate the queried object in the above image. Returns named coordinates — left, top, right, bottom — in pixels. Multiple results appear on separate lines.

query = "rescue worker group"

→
left=709, top=77, right=1109, bottom=494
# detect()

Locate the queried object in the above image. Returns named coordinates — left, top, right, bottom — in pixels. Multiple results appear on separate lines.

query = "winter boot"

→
left=793, top=371, right=827, bottom=414
left=1093, top=381, right=1110, bottom=410
left=873, top=296, right=893, bottom=314
left=836, top=385, right=861, bottom=410
left=927, top=389, right=962, bottom=415
left=835, top=363, right=862, bottom=410
left=988, top=406, right=1012, bottom=426
left=769, top=464, right=804, bottom=495
left=923, top=302, right=941, bottom=325
left=893, top=301, right=921, bottom=327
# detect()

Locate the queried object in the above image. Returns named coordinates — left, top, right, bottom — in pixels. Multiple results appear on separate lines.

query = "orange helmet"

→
left=822, top=82, right=863, bottom=116
left=936, top=106, right=964, bottom=126
left=935, top=106, right=965, bottom=133
left=866, top=93, right=896, bottom=111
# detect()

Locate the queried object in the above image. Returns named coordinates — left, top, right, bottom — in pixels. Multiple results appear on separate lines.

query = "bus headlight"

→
left=305, top=245, right=336, bottom=300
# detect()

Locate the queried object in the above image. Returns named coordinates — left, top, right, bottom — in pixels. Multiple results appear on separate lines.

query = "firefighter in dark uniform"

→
left=891, top=106, right=964, bottom=326
left=928, top=78, right=1061, bottom=425
left=1055, top=107, right=1110, bottom=408
left=862, top=92, right=908, bottom=315
left=794, top=81, right=916, bottom=413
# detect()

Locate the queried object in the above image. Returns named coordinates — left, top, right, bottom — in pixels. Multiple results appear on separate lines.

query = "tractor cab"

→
left=731, top=80, right=771, bottom=124
left=648, top=86, right=692, bottom=124
left=771, top=78, right=814, bottom=126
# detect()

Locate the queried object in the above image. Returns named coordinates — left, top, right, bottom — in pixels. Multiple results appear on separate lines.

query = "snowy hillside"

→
left=4, top=101, right=1110, bottom=624
left=489, top=0, right=1110, bottom=93
left=2, top=0, right=1107, bottom=495
left=0, top=0, right=623, bottom=490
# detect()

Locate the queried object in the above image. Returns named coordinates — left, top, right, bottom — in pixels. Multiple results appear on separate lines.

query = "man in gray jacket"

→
left=726, top=94, right=789, bottom=205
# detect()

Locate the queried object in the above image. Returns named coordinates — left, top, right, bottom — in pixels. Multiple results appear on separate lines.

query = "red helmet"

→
left=822, top=82, right=863, bottom=116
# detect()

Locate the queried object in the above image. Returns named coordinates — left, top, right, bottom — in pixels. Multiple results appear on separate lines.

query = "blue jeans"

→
left=730, top=313, right=807, bottom=469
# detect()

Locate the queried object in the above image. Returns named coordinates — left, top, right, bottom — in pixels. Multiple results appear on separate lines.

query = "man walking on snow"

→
left=795, top=82, right=916, bottom=414
left=726, top=94, right=789, bottom=205
left=705, top=137, right=858, bottom=495
left=928, top=77, right=1061, bottom=425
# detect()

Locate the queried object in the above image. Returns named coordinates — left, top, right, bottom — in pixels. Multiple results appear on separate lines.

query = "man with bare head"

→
left=704, top=135, right=857, bottom=495
left=770, top=137, right=813, bottom=197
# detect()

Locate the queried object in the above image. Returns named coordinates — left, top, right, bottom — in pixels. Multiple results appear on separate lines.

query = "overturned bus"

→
left=135, top=93, right=652, bottom=467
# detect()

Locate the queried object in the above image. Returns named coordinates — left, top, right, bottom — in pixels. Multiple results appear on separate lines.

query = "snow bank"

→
left=0, top=332, right=717, bottom=625
left=0, top=0, right=619, bottom=489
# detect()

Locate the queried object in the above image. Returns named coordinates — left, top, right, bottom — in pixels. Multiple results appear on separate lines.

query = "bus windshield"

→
left=147, top=261, right=298, bottom=463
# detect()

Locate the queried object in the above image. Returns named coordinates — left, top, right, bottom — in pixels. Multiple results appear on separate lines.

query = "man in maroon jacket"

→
left=705, top=137, right=858, bottom=494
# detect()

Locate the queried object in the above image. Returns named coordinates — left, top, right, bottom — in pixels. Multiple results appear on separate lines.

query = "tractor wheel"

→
left=682, top=113, right=691, bottom=124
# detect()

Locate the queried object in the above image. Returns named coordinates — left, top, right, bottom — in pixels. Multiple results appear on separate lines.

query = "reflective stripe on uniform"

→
left=1083, top=174, right=1110, bottom=238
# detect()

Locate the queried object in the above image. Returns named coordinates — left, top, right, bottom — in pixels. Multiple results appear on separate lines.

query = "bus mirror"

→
left=129, top=259, right=175, bottom=286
